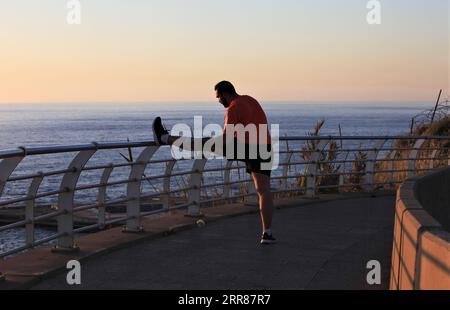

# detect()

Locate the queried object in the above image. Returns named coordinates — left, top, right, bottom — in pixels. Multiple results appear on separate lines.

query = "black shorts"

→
left=243, top=159, right=272, bottom=177
left=226, top=140, right=272, bottom=177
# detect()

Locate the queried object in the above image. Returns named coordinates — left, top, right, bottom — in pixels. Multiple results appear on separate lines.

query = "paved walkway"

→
left=31, top=195, right=395, bottom=290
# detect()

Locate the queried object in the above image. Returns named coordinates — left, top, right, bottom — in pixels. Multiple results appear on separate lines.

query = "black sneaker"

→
left=260, top=232, right=276, bottom=245
left=152, top=117, right=169, bottom=145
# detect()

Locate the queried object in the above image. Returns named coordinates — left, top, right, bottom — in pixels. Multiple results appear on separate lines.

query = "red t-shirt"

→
left=223, top=95, right=272, bottom=145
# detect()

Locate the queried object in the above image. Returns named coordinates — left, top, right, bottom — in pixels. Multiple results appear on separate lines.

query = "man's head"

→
left=215, top=81, right=238, bottom=108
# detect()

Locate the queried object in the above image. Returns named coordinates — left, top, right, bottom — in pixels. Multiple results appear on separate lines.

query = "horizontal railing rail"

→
left=0, top=135, right=449, bottom=260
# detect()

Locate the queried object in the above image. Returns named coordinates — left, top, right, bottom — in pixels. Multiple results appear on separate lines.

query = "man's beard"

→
left=221, top=98, right=230, bottom=108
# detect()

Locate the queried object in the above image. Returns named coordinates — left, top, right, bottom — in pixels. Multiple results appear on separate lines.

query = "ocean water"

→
left=0, top=101, right=433, bottom=253
left=0, top=101, right=431, bottom=199
left=0, top=102, right=432, bottom=149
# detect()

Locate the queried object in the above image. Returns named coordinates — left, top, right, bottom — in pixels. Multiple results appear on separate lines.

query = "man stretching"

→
left=152, top=81, right=275, bottom=244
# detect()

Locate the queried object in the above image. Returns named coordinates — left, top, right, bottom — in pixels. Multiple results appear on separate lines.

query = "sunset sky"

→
left=0, top=0, right=448, bottom=104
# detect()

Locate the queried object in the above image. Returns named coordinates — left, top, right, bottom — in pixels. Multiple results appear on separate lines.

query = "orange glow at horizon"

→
left=0, top=0, right=448, bottom=104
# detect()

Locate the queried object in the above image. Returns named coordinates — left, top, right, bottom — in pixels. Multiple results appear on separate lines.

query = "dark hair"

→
left=214, top=81, right=236, bottom=95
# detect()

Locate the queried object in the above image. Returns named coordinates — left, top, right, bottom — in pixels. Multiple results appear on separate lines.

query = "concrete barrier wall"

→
left=390, top=166, right=450, bottom=290
left=415, top=168, right=450, bottom=231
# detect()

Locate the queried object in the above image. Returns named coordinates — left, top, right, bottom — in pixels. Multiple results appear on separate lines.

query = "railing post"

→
left=0, top=156, right=24, bottom=197
left=408, top=139, right=426, bottom=178
left=187, top=159, right=207, bottom=217
left=97, top=164, right=113, bottom=229
left=0, top=155, right=23, bottom=277
left=25, top=173, right=44, bottom=247
left=281, top=152, right=294, bottom=191
left=223, top=161, right=233, bottom=198
left=429, top=149, right=438, bottom=170
left=364, top=139, right=387, bottom=192
left=162, top=160, right=176, bottom=210
left=338, top=151, right=350, bottom=193
left=305, top=140, right=329, bottom=198
left=386, top=150, right=397, bottom=185
left=54, top=149, right=96, bottom=252
left=124, top=146, right=159, bottom=233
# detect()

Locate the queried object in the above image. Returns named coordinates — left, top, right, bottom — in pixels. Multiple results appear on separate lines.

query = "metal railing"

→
left=0, top=135, right=449, bottom=258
